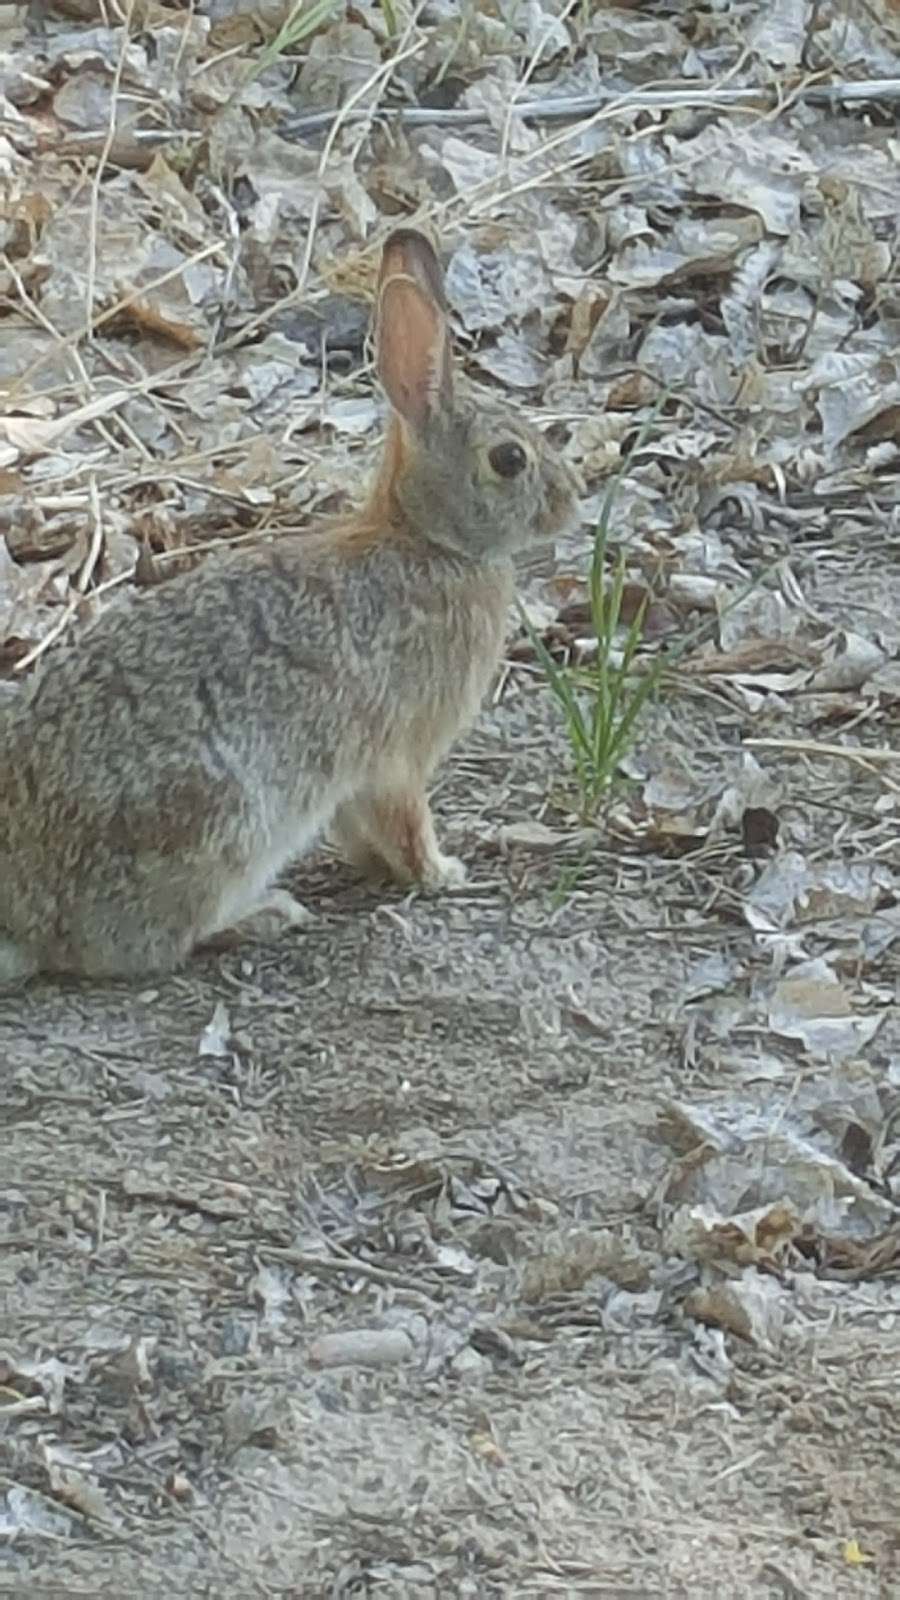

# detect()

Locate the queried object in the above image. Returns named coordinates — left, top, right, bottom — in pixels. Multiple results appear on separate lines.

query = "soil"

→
left=4, top=664, right=900, bottom=1598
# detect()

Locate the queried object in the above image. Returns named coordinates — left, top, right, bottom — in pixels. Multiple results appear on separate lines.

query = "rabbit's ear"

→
left=380, top=228, right=449, bottom=311
left=377, top=230, right=453, bottom=434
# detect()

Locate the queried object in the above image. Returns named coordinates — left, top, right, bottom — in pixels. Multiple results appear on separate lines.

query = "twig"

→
left=2, top=255, right=127, bottom=456
left=42, top=127, right=203, bottom=152
left=214, top=31, right=426, bottom=358
left=499, top=0, right=581, bottom=165
left=261, top=1243, right=446, bottom=1301
left=433, top=66, right=824, bottom=230
left=13, top=478, right=106, bottom=673
left=7, top=241, right=225, bottom=405
left=86, top=0, right=135, bottom=333
left=279, top=76, right=900, bottom=137
left=744, top=737, right=900, bottom=766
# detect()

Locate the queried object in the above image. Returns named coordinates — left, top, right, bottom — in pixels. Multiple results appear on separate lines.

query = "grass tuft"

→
left=253, top=1, right=342, bottom=76
left=253, top=0, right=399, bottom=76
left=521, top=400, right=668, bottom=820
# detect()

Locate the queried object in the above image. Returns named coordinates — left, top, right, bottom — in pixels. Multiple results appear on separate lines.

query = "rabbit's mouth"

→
left=543, top=455, right=582, bottom=541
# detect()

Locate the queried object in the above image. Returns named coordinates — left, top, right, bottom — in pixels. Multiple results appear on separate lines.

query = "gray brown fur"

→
left=0, top=230, right=578, bottom=983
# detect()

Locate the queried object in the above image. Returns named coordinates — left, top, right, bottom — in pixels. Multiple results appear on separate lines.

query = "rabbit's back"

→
left=4, top=532, right=511, bottom=791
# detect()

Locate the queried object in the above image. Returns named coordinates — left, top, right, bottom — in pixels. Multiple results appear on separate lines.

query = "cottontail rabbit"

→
left=0, top=228, right=578, bottom=984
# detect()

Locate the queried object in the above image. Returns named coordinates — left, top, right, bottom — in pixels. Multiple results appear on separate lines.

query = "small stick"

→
left=744, top=737, right=900, bottom=767
left=261, top=1244, right=446, bottom=1300
left=86, top=0, right=135, bottom=335
left=13, top=478, right=106, bottom=673
left=280, top=76, right=900, bottom=137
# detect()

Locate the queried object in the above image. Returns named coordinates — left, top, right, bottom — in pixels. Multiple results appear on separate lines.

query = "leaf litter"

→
left=3, top=1, right=900, bottom=1595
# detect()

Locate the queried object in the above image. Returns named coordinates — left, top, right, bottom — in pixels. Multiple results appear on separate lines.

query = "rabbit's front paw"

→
left=421, top=852, right=467, bottom=891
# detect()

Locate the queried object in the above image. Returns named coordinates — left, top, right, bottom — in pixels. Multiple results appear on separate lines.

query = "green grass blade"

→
left=253, top=0, right=340, bottom=76
left=526, top=390, right=673, bottom=818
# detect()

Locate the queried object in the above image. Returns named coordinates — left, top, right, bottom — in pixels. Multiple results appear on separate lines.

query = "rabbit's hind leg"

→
left=200, top=887, right=312, bottom=952
left=70, top=898, right=201, bottom=980
left=0, top=870, right=197, bottom=984
left=77, top=792, right=322, bottom=973
left=61, top=855, right=237, bottom=979
left=0, top=935, right=39, bottom=989
left=71, top=877, right=310, bottom=977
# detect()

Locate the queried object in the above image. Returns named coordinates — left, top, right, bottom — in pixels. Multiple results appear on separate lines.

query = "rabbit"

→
left=0, top=228, right=578, bottom=985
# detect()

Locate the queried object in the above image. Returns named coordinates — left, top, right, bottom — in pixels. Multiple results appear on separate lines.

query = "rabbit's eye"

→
left=488, top=441, right=528, bottom=479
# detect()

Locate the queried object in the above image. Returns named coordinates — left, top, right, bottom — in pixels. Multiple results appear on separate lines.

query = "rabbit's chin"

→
left=422, top=527, right=527, bottom=565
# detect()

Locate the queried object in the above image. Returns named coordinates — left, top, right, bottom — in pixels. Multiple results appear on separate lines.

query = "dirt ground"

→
left=3, top=3, right=900, bottom=1598
left=6, top=660, right=900, bottom=1598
